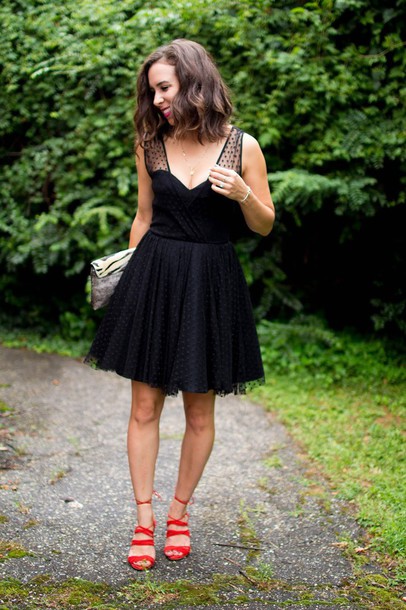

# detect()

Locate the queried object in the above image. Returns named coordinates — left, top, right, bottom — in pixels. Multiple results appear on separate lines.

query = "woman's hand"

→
left=208, top=134, right=275, bottom=236
left=208, top=165, right=249, bottom=203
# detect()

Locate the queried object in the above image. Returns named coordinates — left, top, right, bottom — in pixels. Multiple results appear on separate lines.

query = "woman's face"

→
left=148, top=60, right=180, bottom=125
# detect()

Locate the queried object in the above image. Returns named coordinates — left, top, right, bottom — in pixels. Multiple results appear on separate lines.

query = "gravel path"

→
left=0, top=346, right=370, bottom=608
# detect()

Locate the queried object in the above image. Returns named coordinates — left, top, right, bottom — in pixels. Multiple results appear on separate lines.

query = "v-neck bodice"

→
left=144, top=126, right=244, bottom=244
left=161, top=129, right=233, bottom=191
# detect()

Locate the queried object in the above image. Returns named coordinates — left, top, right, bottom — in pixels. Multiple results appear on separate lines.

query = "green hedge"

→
left=1, top=0, right=405, bottom=337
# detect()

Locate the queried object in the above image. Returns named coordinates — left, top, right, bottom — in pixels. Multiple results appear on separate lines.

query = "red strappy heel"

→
left=128, top=498, right=156, bottom=571
left=164, top=496, right=191, bottom=561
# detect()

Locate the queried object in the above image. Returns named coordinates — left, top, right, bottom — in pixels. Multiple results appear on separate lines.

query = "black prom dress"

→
left=85, top=126, right=264, bottom=395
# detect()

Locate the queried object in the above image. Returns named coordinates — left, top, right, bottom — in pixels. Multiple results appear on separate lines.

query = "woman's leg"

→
left=127, top=381, right=165, bottom=567
left=165, top=390, right=216, bottom=557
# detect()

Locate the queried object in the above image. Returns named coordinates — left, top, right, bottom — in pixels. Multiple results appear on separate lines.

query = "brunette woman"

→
left=85, top=39, right=275, bottom=570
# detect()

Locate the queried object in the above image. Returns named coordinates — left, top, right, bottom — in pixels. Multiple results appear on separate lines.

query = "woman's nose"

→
left=154, top=92, right=163, bottom=106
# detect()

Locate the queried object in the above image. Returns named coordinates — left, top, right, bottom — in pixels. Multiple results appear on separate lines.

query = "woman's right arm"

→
left=129, top=146, right=154, bottom=248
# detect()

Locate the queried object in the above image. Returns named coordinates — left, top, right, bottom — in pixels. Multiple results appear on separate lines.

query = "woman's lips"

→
left=161, top=108, right=171, bottom=118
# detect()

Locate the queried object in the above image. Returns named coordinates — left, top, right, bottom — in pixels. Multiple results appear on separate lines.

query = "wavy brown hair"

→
left=134, top=39, right=233, bottom=148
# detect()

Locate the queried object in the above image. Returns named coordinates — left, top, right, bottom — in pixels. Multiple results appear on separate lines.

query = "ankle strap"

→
left=174, top=495, right=194, bottom=506
left=136, top=490, right=162, bottom=505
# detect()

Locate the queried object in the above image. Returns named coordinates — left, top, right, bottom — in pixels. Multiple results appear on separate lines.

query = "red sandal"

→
left=164, top=496, right=192, bottom=561
left=128, top=498, right=156, bottom=571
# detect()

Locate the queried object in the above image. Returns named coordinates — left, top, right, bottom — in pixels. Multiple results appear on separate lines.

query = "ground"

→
left=0, top=346, right=400, bottom=609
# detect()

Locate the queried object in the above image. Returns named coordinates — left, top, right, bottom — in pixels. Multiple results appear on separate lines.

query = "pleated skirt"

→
left=85, top=231, right=264, bottom=395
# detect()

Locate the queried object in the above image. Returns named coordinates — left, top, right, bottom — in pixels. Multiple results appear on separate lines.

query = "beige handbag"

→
left=90, top=247, right=136, bottom=309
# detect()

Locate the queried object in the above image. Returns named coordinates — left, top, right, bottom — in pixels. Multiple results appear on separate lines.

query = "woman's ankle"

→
left=137, top=502, right=154, bottom=526
left=169, top=496, right=190, bottom=519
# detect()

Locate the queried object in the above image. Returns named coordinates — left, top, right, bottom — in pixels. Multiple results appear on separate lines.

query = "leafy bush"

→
left=0, top=0, right=405, bottom=336
left=258, top=315, right=406, bottom=387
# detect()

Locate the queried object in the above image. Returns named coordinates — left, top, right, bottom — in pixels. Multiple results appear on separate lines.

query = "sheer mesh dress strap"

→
left=144, top=139, right=168, bottom=176
left=217, top=127, right=243, bottom=174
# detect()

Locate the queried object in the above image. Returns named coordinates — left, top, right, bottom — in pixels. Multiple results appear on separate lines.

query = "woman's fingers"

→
left=209, top=166, right=240, bottom=196
left=209, top=166, right=248, bottom=201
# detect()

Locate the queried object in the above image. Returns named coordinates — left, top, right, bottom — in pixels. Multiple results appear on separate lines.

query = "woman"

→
left=85, top=39, right=275, bottom=570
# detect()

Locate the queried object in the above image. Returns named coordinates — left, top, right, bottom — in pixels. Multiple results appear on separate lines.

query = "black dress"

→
left=85, top=126, right=264, bottom=395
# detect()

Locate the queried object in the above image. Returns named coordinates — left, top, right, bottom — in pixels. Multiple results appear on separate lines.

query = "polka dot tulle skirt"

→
left=85, top=127, right=265, bottom=395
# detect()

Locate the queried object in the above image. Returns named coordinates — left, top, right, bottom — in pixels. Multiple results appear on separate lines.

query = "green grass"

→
left=0, top=400, right=13, bottom=415
left=0, top=540, right=35, bottom=561
left=0, top=571, right=405, bottom=609
left=0, top=325, right=88, bottom=359
left=253, top=318, right=406, bottom=583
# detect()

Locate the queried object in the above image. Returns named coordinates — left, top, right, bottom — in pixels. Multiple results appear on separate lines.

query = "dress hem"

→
left=84, top=355, right=264, bottom=397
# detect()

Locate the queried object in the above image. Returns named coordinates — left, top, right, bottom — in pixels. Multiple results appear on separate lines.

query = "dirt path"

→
left=0, top=346, right=376, bottom=608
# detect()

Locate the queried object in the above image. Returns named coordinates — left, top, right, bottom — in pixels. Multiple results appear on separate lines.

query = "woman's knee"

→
left=130, top=383, right=164, bottom=425
left=183, top=395, right=215, bottom=434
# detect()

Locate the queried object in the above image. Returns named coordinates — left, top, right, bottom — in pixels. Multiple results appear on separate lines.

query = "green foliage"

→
left=254, top=318, right=406, bottom=581
left=0, top=0, right=405, bottom=334
left=0, top=324, right=90, bottom=358
left=1, top=571, right=403, bottom=609
left=0, top=540, right=35, bottom=561
left=257, top=315, right=406, bottom=386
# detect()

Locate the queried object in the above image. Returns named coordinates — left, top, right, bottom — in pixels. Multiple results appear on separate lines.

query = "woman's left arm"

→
left=209, top=133, right=275, bottom=236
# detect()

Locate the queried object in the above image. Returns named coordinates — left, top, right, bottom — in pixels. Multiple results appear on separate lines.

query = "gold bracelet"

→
left=240, top=187, right=251, bottom=205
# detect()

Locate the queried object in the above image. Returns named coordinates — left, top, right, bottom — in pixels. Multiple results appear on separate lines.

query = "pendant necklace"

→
left=180, top=141, right=210, bottom=188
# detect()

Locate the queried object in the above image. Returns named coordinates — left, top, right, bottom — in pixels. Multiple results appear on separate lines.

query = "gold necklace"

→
left=180, top=141, right=210, bottom=188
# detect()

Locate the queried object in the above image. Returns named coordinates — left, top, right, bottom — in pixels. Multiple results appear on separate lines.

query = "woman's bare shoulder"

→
left=240, top=131, right=264, bottom=170
left=241, top=131, right=261, bottom=151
